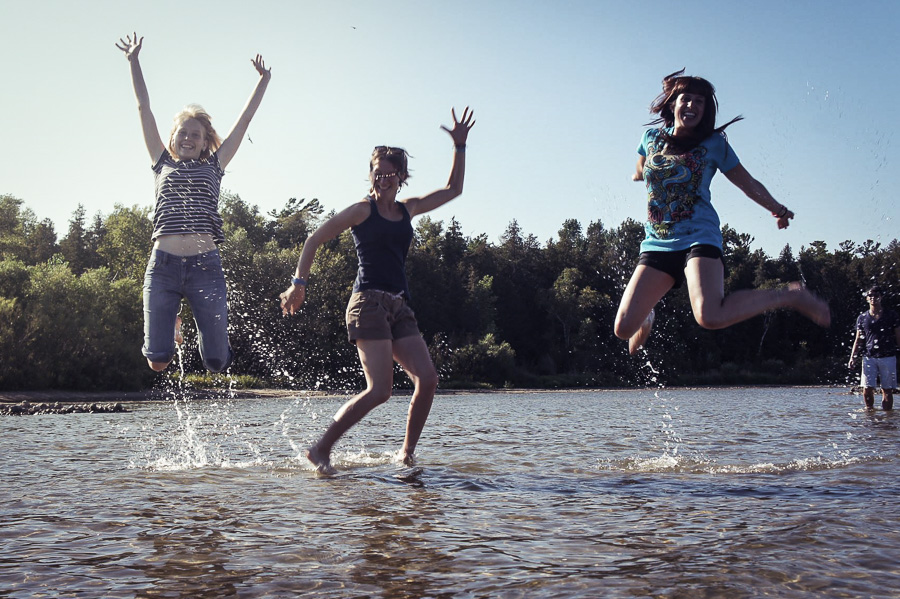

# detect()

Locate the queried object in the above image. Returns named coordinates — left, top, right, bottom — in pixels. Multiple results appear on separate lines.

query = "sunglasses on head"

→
left=373, top=146, right=405, bottom=154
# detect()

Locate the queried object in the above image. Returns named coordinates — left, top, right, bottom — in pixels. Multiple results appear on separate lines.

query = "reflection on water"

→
left=2, top=387, right=900, bottom=598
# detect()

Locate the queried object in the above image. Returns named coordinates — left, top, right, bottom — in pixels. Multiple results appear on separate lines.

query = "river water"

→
left=2, top=386, right=898, bottom=598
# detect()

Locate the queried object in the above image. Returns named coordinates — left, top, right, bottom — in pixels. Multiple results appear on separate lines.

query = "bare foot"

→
left=174, top=316, right=184, bottom=345
left=306, top=445, right=336, bottom=475
left=628, top=308, right=655, bottom=355
left=786, top=283, right=831, bottom=327
left=395, top=450, right=415, bottom=466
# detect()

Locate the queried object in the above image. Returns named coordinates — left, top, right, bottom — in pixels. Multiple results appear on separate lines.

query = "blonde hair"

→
left=168, top=104, right=222, bottom=160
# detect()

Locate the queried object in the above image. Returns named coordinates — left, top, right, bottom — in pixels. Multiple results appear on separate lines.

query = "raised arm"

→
left=724, top=163, right=794, bottom=230
left=216, top=55, right=272, bottom=169
left=403, top=107, right=475, bottom=218
left=116, top=33, right=165, bottom=162
left=279, top=201, right=370, bottom=315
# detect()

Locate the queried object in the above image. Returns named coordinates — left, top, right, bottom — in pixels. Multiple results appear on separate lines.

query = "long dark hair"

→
left=647, top=69, right=742, bottom=154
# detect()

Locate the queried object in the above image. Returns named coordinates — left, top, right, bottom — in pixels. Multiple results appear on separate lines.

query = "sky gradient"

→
left=2, top=0, right=897, bottom=256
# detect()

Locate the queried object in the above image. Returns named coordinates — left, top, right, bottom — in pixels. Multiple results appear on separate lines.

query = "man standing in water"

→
left=848, top=286, right=900, bottom=410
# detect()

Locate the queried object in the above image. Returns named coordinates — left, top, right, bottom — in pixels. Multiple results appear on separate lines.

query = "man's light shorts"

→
left=861, top=356, right=898, bottom=390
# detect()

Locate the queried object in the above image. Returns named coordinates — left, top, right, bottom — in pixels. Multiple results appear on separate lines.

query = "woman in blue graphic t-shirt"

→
left=614, top=70, right=830, bottom=355
left=280, top=108, right=475, bottom=474
left=117, top=33, right=270, bottom=373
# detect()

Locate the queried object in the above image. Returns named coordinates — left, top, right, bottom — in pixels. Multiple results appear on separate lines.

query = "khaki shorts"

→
left=345, top=290, right=421, bottom=344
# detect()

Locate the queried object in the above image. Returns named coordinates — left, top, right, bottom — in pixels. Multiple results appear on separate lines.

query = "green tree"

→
left=59, top=204, right=100, bottom=274
left=492, top=220, right=551, bottom=372
left=265, top=197, right=324, bottom=250
left=0, top=195, right=58, bottom=264
left=2, top=261, right=150, bottom=390
left=0, top=195, right=27, bottom=261
left=221, top=191, right=270, bottom=249
left=97, top=204, right=153, bottom=281
left=544, top=267, right=601, bottom=371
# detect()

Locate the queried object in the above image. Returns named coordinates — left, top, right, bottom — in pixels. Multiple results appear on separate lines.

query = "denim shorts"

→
left=861, top=356, right=898, bottom=390
left=142, top=249, right=233, bottom=372
left=345, top=289, right=421, bottom=344
left=638, top=244, right=724, bottom=289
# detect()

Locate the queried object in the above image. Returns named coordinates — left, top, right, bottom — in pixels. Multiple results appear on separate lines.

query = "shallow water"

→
left=2, top=387, right=899, bottom=598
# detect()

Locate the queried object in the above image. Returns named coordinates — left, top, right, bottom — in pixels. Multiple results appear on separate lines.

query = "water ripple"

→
left=2, top=387, right=900, bottom=597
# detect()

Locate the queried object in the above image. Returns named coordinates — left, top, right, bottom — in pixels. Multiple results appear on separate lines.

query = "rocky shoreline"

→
left=0, top=388, right=299, bottom=415
left=0, top=388, right=298, bottom=403
left=1, top=401, right=130, bottom=415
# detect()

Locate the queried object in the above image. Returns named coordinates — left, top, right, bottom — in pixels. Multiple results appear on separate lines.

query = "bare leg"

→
left=306, top=339, right=394, bottom=474
left=392, top=335, right=439, bottom=465
left=175, top=315, right=184, bottom=345
left=685, top=257, right=831, bottom=330
left=863, top=387, right=875, bottom=409
left=882, top=389, right=894, bottom=411
left=614, top=265, right=674, bottom=355
left=629, top=309, right=655, bottom=355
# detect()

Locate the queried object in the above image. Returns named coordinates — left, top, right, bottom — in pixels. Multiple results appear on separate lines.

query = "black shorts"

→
left=637, top=244, right=724, bottom=289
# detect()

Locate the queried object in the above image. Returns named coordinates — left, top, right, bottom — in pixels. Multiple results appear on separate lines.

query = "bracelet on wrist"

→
left=454, top=144, right=466, bottom=152
left=772, top=205, right=787, bottom=218
left=291, top=276, right=307, bottom=287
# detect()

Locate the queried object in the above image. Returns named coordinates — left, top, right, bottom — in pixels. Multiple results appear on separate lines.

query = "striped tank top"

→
left=151, top=150, right=225, bottom=243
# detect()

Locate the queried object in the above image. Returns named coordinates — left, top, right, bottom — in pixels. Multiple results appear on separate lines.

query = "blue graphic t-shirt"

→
left=638, top=128, right=740, bottom=252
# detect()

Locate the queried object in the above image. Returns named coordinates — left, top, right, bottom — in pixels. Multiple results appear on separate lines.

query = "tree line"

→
left=1, top=192, right=896, bottom=392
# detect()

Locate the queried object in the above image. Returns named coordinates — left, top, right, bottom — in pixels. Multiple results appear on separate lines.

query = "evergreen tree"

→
left=59, top=204, right=91, bottom=274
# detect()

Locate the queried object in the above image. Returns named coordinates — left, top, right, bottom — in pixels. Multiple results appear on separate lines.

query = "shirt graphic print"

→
left=637, top=128, right=739, bottom=252
left=644, top=137, right=707, bottom=240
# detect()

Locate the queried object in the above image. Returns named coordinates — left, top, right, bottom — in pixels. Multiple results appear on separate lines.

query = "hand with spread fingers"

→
left=115, top=32, right=143, bottom=61
left=441, top=107, right=475, bottom=146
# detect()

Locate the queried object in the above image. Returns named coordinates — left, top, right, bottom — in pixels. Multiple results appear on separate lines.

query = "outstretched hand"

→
left=251, top=54, right=271, bottom=79
left=115, top=32, right=143, bottom=61
left=441, top=107, right=475, bottom=146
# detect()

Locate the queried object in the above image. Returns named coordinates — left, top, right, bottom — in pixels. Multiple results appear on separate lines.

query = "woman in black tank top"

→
left=281, top=108, right=475, bottom=474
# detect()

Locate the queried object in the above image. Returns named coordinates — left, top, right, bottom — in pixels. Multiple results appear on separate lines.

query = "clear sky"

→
left=1, top=0, right=897, bottom=256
